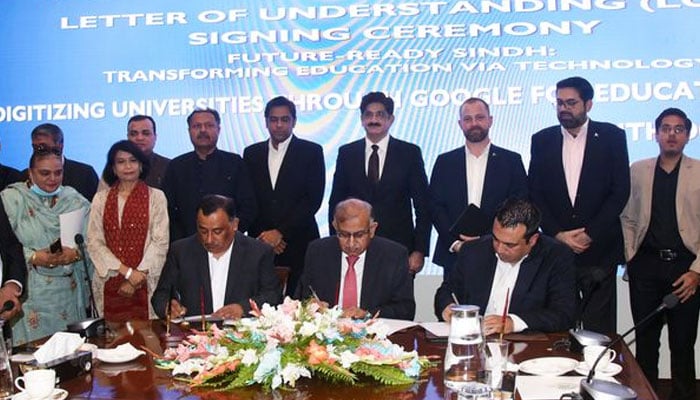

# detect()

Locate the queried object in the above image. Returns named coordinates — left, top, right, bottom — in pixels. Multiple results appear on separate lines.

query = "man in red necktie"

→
left=295, top=198, right=415, bottom=320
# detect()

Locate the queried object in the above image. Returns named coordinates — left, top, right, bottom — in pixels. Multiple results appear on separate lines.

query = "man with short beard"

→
left=528, top=76, right=630, bottom=334
left=429, top=97, right=527, bottom=279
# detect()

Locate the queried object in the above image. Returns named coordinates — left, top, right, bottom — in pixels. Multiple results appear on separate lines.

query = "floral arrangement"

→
left=156, top=297, right=431, bottom=391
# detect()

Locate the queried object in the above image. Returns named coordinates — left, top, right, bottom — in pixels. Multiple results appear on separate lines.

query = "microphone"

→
left=580, top=293, right=679, bottom=399
left=74, top=233, right=99, bottom=319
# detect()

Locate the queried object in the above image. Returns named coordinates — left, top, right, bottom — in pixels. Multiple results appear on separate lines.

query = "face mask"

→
left=31, top=184, right=63, bottom=197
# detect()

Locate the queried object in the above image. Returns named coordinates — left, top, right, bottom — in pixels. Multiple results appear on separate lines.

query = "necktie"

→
left=342, top=255, right=359, bottom=309
left=368, top=144, right=379, bottom=184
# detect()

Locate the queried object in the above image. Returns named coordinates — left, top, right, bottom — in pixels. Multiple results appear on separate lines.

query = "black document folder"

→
left=448, top=204, right=490, bottom=237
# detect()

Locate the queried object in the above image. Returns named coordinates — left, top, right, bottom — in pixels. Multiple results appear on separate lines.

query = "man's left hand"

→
left=482, top=314, right=514, bottom=336
left=212, top=303, right=245, bottom=319
left=258, top=230, right=284, bottom=247
left=408, top=251, right=425, bottom=274
left=672, top=271, right=700, bottom=303
left=0, top=283, right=21, bottom=320
left=342, top=306, right=369, bottom=319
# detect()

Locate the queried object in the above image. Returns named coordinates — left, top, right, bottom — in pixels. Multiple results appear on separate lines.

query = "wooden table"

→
left=27, top=320, right=657, bottom=399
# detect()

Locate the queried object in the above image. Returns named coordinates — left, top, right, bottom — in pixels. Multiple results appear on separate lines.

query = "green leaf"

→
left=350, top=362, right=414, bottom=385
left=311, top=363, right=357, bottom=385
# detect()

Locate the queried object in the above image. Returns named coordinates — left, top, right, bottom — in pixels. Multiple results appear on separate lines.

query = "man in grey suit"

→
left=151, top=195, right=281, bottom=319
left=295, top=198, right=415, bottom=320
left=621, top=108, right=700, bottom=400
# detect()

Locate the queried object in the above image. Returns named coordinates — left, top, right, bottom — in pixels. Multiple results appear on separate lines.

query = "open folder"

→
left=448, top=204, right=490, bottom=237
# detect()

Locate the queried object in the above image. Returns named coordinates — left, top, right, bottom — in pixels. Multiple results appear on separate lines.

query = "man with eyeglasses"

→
left=434, top=198, right=576, bottom=333
left=328, top=92, right=430, bottom=276
left=243, top=96, right=325, bottom=297
left=162, top=108, right=257, bottom=241
left=22, top=123, right=99, bottom=200
left=528, top=76, right=630, bottom=335
left=295, top=198, right=415, bottom=320
left=429, top=97, right=528, bottom=279
left=620, top=108, right=699, bottom=400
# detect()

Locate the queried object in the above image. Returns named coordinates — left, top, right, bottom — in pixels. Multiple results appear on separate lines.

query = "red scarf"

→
left=102, top=181, right=150, bottom=321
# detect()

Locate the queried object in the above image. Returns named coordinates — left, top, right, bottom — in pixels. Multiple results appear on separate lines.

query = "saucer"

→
left=574, top=361, right=623, bottom=377
left=12, top=388, right=68, bottom=400
left=519, top=356, right=578, bottom=376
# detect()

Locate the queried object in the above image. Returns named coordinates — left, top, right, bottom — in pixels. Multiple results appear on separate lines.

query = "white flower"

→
left=299, top=321, right=318, bottom=337
left=339, top=350, right=360, bottom=368
left=239, top=349, right=259, bottom=366
left=280, top=363, right=311, bottom=387
left=172, top=358, right=206, bottom=376
left=366, top=321, right=389, bottom=339
left=253, top=349, right=281, bottom=383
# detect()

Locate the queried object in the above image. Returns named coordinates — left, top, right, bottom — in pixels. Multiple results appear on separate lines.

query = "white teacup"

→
left=14, top=368, right=55, bottom=399
left=583, top=345, right=616, bottom=371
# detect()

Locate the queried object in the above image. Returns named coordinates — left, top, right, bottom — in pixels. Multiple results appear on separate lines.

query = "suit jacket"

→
left=22, top=157, right=98, bottom=201
left=162, top=149, right=257, bottom=240
left=243, top=136, right=325, bottom=269
left=429, top=144, right=528, bottom=267
left=528, top=121, right=630, bottom=266
left=0, top=199, right=26, bottom=286
left=295, top=236, right=415, bottom=320
left=151, top=232, right=281, bottom=318
left=434, top=235, right=576, bottom=332
left=0, top=164, right=22, bottom=191
left=621, top=155, right=700, bottom=273
left=328, top=137, right=431, bottom=255
left=144, top=152, right=170, bottom=189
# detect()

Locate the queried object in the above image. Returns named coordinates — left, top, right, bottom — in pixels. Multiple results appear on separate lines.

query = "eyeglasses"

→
left=189, top=122, right=218, bottom=130
left=361, top=111, right=389, bottom=120
left=336, top=229, right=370, bottom=241
left=659, top=125, right=687, bottom=135
left=32, top=144, right=62, bottom=156
left=555, top=99, right=580, bottom=109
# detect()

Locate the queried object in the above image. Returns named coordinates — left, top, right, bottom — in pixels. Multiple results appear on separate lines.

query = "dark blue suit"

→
left=434, top=235, right=576, bottom=332
left=429, top=144, right=528, bottom=272
left=243, top=135, right=325, bottom=296
left=528, top=120, right=630, bottom=333
left=328, top=137, right=431, bottom=255
left=295, top=236, right=415, bottom=320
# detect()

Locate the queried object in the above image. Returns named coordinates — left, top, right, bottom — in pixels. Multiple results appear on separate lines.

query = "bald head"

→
left=332, top=199, right=378, bottom=256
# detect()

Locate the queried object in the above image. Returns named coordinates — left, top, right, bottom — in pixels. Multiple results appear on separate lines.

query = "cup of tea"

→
left=14, top=368, right=55, bottom=399
left=583, top=345, right=616, bottom=371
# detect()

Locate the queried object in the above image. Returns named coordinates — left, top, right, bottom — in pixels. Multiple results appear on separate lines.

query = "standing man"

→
left=127, top=115, right=170, bottom=189
left=328, top=92, right=430, bottom=275
left=429, top=98, right=528, bottom=278
left=528, top=76, right=630, bottom=334
left=0, top=141, right=22, bottom=190
left=296, top=199, right=415, bottom=320
left=243, top=96, right=325, bottom=297
left=23, top=123, right=99, bottom=200
left=162, top=108, right=257, bottom=241
left=620, top=108, right=699, bottom=400
left=152, top=195, right=280, bottom=319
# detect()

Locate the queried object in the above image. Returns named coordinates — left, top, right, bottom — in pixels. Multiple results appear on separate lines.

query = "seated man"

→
left=152, top=195, right=281, bottom=319
left=435, top=198, right=576, bottom=334
left=295, top=198, right=415, bottom=320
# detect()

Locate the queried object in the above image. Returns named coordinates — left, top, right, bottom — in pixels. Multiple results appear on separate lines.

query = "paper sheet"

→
left=376, top=318, right=419, bottom=335
left=420, top=321, right=450, bottom=338
left=516, top=375, right=618, bottom=400
left=59, top=208, right=85, bottom=248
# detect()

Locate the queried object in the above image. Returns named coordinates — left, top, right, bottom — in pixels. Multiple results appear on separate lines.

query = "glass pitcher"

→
left=444, top=305, right=486, bottom=391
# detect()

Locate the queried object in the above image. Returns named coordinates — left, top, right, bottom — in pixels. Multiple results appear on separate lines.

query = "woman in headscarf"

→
left=87, top=140, right=168, bottom=321
left=0, top=145, right=91, bottom=345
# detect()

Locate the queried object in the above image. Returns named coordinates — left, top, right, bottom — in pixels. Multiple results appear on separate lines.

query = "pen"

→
left=309, top=285, right=320, bottom=301
left=451, top=292, right=459, bottom=305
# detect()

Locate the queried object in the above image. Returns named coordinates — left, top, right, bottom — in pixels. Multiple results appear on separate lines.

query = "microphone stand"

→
left=74, top=234, right=99, bottom=318
left=66, top=234, right=104, bottom=338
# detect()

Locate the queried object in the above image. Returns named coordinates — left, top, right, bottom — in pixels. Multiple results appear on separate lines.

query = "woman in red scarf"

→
left=87, top=140, right=169, bottom=321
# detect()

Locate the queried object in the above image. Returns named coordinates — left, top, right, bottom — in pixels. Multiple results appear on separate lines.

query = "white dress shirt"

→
left=365, top=135, right=389, bottom=179
left=561, top=119, right=589, bottom=206
left=337, top=251, right=366, bottom=308
left=465, top=142, right=491, bottom=208
left=485, top=254, right=528, bottom=332
left=207, top=241, right=234, bottom=312
left=267, top=135, right=292, bottom=189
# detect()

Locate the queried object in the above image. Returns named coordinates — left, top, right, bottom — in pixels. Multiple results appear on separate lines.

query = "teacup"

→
left=14, top=368, right=55, bottom=399
left=583, top=345, right=616, bottom=371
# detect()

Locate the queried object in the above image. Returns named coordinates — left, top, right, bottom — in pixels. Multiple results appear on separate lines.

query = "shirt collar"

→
left=560, top=118, right=590, bottom=140
left=269, top=134, right=293, bottom=153
left=365, top=135, right=390, bottom=152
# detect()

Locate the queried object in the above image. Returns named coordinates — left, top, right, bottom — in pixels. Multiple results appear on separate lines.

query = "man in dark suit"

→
left=328, top=92, right=430, bottom=275
left=151, top=195, right=280, bottom=319
left=435, top=198, right=576, bottom=334
left=528, top=76, right=630, bottom=334
left=243, top=96, right=325, bottom=297
left=127, top=115, right=170, bottom=189
left=0, top=141, right=22, bottom=190
left=162, top=108, right=257, bottom=241
left=296, top=198, right=415, bottom=320
left=23, top=123, right=99, bottom=200
left=0, top=200, right=25, bottom=320
left=429, top=97, right=527, bottom=279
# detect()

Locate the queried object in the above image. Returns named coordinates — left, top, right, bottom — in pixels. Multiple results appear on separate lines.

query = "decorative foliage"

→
left=156, top=297, right=430, bottom=391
